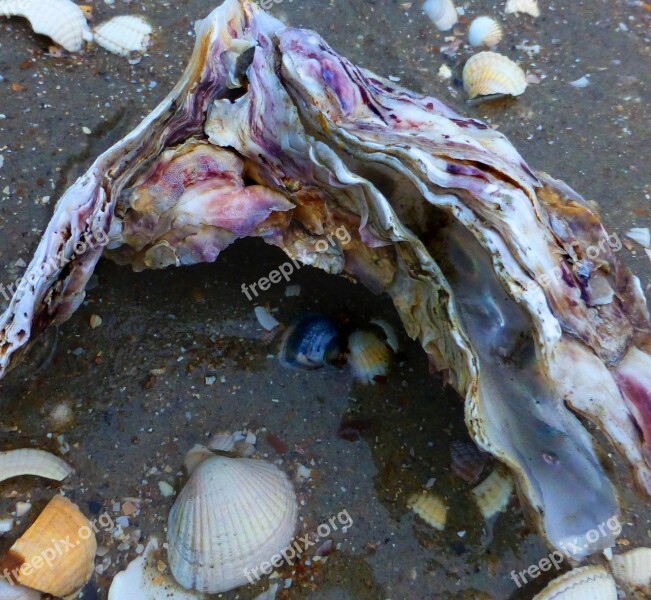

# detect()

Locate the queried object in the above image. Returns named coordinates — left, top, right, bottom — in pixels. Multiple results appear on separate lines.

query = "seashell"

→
left=109, top=537, right=203, bottom=600
left=92, top=15, right=152, bottom=57
left=0, top=578, right=41, bottom=599
left=0, top=449, right=73, bottom=484
left=347, top=329, right=392, bottom=384
left=504, top=0, right=540, bottom=17
left=609, top=547, right=651, bottom=591
left=183, top=444, right=215, bottom=474
left=279, top=314, right=344, bottom=369
left=468, top=16, right=503, bottom=48
left=462, top=51, right=527, bottom=99
left=423, top=0, right=458, bottom=31
left=255, top=305, right=280, bottom=331
left=532, top=566, right=617, bottom=600
left=471, top=466, right=513, bottom=520
left=167, top=455, right=298, bottom=593
left=0, top=495, right=97, bottom=597
left=0, top=0, right=92, bottom=51
left=407, top=491, right=447, bottom=530
left=369, top=318, right=400, bottom=352
left=626, top=227, right=650, bottom=248
left=450, top=440, right=488, bottom=483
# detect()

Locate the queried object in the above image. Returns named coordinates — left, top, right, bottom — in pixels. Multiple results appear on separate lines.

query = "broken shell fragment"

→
left=532, top=566, right=617, bottom=600
left=450, top=440, right=488, bottom=483
left=347, top=329, right=392, bottom=384
left=0, top=0, right=92, bottom=51
left=167, top=455, right=298, bottom=593
left=468, top=16, right=503, bottom=47
left=504, top=0, right=540, bottom=17
left=625, top=227, right=650, bottom=248
left=92, top=15, right=152, bottom=57
left=407, top=491, right=447, bottom=530
left=279, top=314, right=344, bottom=369
left=0, top=496, right=97, bottom=597
left=0, top=449, right=73, bottom=484
left=0, top=579, right=41, bottom=600
left=423, top=0, right=458, bottom=31
left=609, top=547, right=651, bottom=592
left=463, top=51, right=527, bottom=99
left=471, top=466, right=514, bottom=520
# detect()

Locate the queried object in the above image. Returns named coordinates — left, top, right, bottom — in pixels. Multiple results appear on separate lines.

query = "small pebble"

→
left=158, top=481, right=175, bottom=497
left=90, top=314, right=102, bottom=329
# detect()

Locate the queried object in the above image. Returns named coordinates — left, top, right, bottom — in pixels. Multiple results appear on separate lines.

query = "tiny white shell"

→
left=532, top=566, right=617, bottom=600
left=626, top=227, right=651, bottom=248
left=462, top=51, right=527, bottom=99
left=407, top=491, right=447, bottom=530
left=468, top=16, right=503, bottom=47
left=0, top=448, right=73, bottom=484
left=0, top=0, right=91, bottom=51
left=610, top=547, right=651, bottom=591
left=504, top=0, right=540, bottom=17
left=423, top=0, right=458, bottom=31
left=92, top=15, right=152, bottom=57
left=471, top=466, right=513, bottom=520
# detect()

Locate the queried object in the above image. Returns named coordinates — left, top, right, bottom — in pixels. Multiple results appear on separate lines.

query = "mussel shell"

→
left=279, top=314, right=344, bottom=369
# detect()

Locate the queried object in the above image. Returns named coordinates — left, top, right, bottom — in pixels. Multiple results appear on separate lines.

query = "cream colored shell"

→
left=0, top=495, right=97, bottom=597
left=407, top=491, right=447, bottom=530
left=0, top=449, right=73, bottom=484
left=462, top=51, right=527, bottom=99
left=0, top=0, right=91, bottom=51
left=167, top=455, right=298, bottom=593
left=423, top=0, right=458, bottom=31
left=532, top=566, right=617, bottom=600
left=92, top=15, right=152, bottom=57
left=610, top=547, right=651, bottom=591
left=505, top=0, right=540, bottom=17
left=348, top=329, right=392, bottom=384
left=471, top=466, right=513, bottom=520
left=468, top=16, right=503, bottom=47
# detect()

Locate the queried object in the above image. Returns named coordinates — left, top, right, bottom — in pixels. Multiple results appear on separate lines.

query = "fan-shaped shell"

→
left=532, top=566, right=617, bottom=600
left=468, top=16, right=503, bottom=47
left=167, top=455, right=298, bottom=593
left=407, top=491, right=447, bottom=530
left=423, top=0, right=458, bottom=31
left=0, top=495, right=97, bottom=597
left=347, top=329, right=392, bottom=384
left=92, top=15, right=152, bottom=57
left=505, top=0, right=540, bottom=17
left=610, top=547, right=651, bottom=591
left=462, top=51, right=527, bottom=99
left=471, top=466, right=513, bottom=520
left=0, top=0, right=91, bottom=51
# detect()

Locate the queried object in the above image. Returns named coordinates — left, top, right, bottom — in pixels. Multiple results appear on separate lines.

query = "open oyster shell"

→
left=1, top=0, right=650, bottom=562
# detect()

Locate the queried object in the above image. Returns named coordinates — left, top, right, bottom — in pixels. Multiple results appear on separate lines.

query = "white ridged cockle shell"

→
left=462, top=51, right=527, bottom=99
left=92, top=15, right=152, bottom=57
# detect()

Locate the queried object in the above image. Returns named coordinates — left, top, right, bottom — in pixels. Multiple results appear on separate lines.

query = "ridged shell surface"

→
left=167, top=455, right=298, bottom=593
left=471, top=466, right=513, bottom=520
left=468, top=16, right=503, bottom=47
left=0, top=448, right=73, bottom=484
left=407, top=491, right=447, bottom=530
left=423, top=0, right=458, bottom=31
left=505, top=0, right=540, bottom=17
left=610, top=547, right=651, bottom=591
left=0, top=495, right=97, bottom=597
left=0, top=0, right=91, bottom=51
left=462, top=51, right=527, bottom=98
left=348, top=329, right=392, bottom=384
left=532, top=566, right=617, bottom=600
left=92, top=15, right=152, bottom=57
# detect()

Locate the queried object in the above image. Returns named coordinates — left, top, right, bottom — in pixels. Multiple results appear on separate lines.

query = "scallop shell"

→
left=471, top=466, right=513, bottom=520
left=167, top=455, right=298, bottom=593
left=423, top=0, right=458, bottom=31
left=279, top=314, right=344, bottom=369
left=468, top=16, right=503, bottom=47
left=92, top=15, right=152, bottom=57
left=532, top=566, right=618, bottom=600
left=347, top=329, right=392, bottom=384
left=462, top=51, right=527, bottom=99
left=0, top=0, right=91, bottom=51
left=407, top=491, right=447, bottom=530
left=0, top=496, right=97, bottom=597
left=0, top=449, right=73, bottom=484
left=505, top=0, right=540, bottom=17
left=610, top=547, right=651, bottom=591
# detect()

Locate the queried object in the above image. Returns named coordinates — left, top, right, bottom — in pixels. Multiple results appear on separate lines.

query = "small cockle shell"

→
left=468, top=16, right=503, bottom=47
left=279, top=314, right=344, bottom=370
left=610, top=547, right=651, bottom=592
left=0, top=578, right=41, bottom=600
left=471, top=466, right=514, bottom=520
left=532, top=566, right=618, bottom=600
left=407, top=491, right=447, bottom=530
left=504, top=0, right=540, bottom=17
left=0, top=0, right=91, bottom=51
left=462, top=51, right=527, bottom=99
left=423, top=0, right=458, bottom=31
left=167, top=454, right=298, bottom=593
left=0, top=495, right=97, bottom=597
left=92, top=15, right=152, bottom=57
left=347, top=329, right=392, bottom=384
left=0, top=449, right=73, bottom=484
